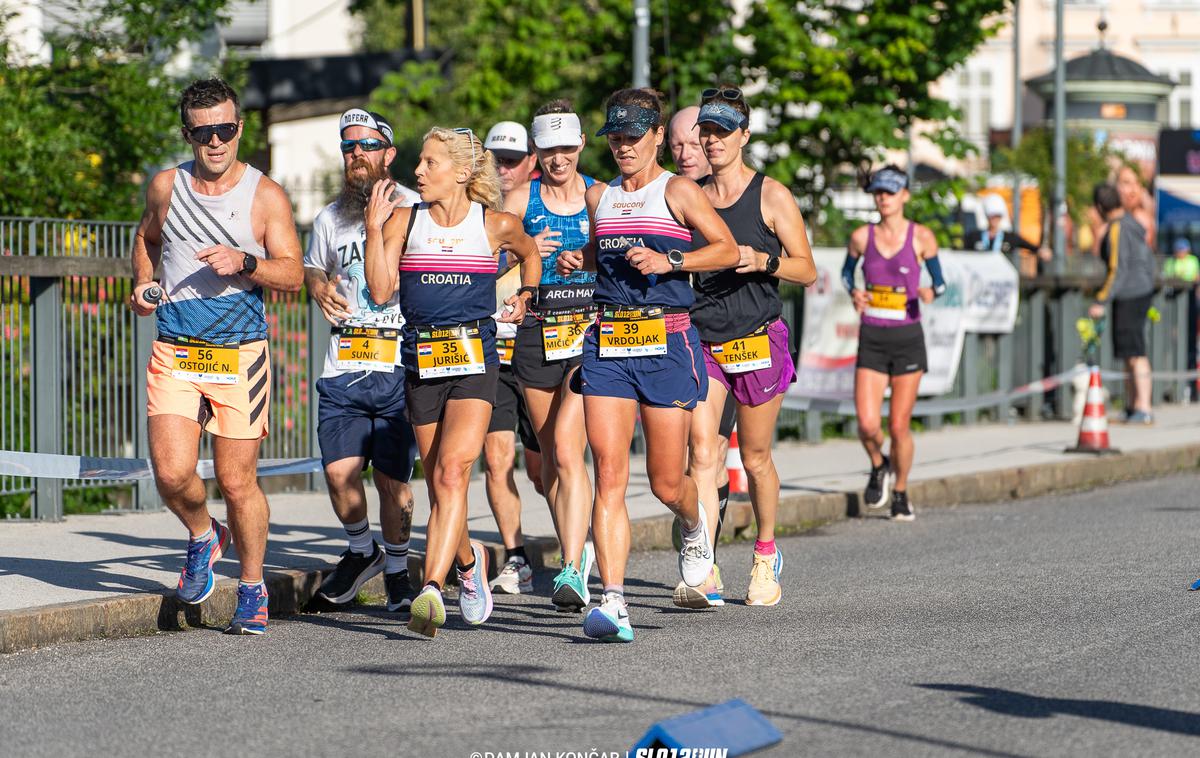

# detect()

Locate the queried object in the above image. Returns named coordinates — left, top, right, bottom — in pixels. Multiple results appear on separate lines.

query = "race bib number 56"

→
left=171, top=338, right=239, bottom=384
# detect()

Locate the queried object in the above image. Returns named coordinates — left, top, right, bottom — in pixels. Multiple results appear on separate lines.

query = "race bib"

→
left=865, top=284, right=909, bottom=321
left=711, top=325, right=772, bottom=374
left=598, top=307, right=667, bottom=358
left=416, top=325, right=486, bottom=379
left=336, top=326, right=399, bottom=373
left=496, top=337, right=515, bottom=366
left=171, top=337, right=239, bottom=384
left=541, top=308, right=592, bottom=361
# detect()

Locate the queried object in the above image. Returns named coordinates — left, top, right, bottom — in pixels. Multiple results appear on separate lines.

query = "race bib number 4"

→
left=598, top=308, right=667, bottom=358
left=171, top=338, right=239, bottom=384
left=542, top=309, right=591, bottom=361
left=416, top=325, right=486, bottom=379
left=711, top=326, right=772, bottom=374
left=866, top=284, right=909, bottom=321
left=336, top=327, right=399, bottom=373
left=496, top=337, right=515, bottom=366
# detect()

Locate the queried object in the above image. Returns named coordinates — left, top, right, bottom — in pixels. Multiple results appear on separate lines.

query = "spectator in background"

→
left=1117, top=165, right=1157, bottom=250
left=1090, top=183, right=1156, bottom=424
left=1163, top=238, right=1199, bottom=283
left=965, top=195, right=1051, bottom=270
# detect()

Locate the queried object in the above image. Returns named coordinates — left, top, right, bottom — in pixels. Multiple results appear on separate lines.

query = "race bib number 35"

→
left=542, top=309, right=591, bottom=361
left=711, top=326, right=772, bottom=374
left=171, top=338, right=239, bottom=384
left=598, top=308, right=668, bottom=358
left=416, top=325, right=487, bottom=379
left=336, top=327, right=399, bottom=373
left=866, top=284, right=909, bottom=321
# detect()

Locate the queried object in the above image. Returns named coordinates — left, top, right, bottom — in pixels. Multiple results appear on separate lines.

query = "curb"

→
left=4, top=443, right=1199, bottom=654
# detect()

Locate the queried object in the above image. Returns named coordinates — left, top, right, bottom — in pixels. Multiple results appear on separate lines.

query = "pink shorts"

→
left=702, top=319, right=795, bottom=407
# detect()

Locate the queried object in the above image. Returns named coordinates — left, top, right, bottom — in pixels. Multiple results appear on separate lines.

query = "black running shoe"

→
left=890, top=490, right=915, bottom=522
left=863, top=456, right=893, bottom=510
left=317, top=543, right=384, bottom=604
left=384, top=571, right=414, bottom=612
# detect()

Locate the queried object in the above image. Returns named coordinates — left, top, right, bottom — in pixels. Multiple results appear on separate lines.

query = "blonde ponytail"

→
left=423, top=127, right=503, bottom=211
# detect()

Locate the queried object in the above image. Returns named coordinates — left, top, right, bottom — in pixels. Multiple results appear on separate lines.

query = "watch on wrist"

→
left=764, top=254, right=781, bottom=276
left=517, top=285, right=537, bottom=301
left=666, top=249, right=685, bottom=273
left=241, top=253, right=258, bottom=275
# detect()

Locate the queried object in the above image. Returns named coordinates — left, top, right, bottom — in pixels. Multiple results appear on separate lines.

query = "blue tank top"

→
left=523, top=176, right=596, bottom=309
left=592, top=171, right=694, bottom=308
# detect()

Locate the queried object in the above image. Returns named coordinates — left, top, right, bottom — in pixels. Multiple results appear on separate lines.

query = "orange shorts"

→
left=147, top=339, right=271, bottom=440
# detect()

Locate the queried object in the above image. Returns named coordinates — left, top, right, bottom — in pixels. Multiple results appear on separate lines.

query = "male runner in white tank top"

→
left=129, top=78, right=303, bottom=635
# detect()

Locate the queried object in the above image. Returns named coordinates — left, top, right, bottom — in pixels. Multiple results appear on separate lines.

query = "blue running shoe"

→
left=583, top=591, right=633, bottom=643
left=177, top=518, right=231, bottom=605
left=457, top=541, right=493, bottom=625
left=224, top=582, right=268, bottom=635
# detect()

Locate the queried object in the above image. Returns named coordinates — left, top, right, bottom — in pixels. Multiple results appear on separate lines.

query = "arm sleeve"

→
left=1094, top=221, right=1119, bottom=304
left=841, top=253, right=859, bottom=294
left=925, top=255, right=947, bottom=297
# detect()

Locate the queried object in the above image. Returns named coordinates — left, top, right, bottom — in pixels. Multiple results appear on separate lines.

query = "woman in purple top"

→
left=842, top=165, right=946, bottom=522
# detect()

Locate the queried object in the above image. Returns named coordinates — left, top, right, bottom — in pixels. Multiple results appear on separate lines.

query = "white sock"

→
left=681, top=503, right=706, bottom=540
left=344, top=517, right=374, bottom=556
left=383, top=539, right=409, bottom=575
left=191, top=526, right=214, bottom=543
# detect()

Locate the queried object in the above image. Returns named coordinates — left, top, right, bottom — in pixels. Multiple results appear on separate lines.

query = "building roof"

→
left=1028, top=48, right=1175, bottom=88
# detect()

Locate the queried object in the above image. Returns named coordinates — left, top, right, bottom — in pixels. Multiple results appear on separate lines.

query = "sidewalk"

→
left=3, top=404, right=1199, bottom=651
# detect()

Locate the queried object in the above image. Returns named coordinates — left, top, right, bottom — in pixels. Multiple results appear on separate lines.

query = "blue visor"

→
left=865, top=168, right=909, bottom=194
left=596, top=104, right=661, bottom=137
left=695, top=101, right=747, bottom=131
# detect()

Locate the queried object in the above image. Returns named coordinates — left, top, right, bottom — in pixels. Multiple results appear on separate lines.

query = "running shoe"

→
left=457, top=541, right=493, bottom=625
left=408, top=585, right=446, bottom=638
left=317, top=542, right=385, bottom=604
left=176, top=518, right=231, bottom=605
left=746, top=549, right=784, bottom=607
left=385, top=571, right=414, bottom=613
left=863, top=456, right=893, bottom=510
left=490, top=555, right=533, bottom=594
left=1125, top=410, right=1154, bottom=425
left=672, top=566, right=725, bottom=609
left=224, top=582, right=268, bottom=635
left=583, top=591, right=633, bottom=643
left=552, top=542, right=595, bottom=612
left=891, top=490, right=915, bottom=522
left=678, top=504, right=715, bottom=587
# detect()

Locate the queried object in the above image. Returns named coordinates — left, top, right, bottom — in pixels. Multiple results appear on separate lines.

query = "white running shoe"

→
left=678, top=503, right=715, bottom=588
left=490, top=555, right=533, bottom=594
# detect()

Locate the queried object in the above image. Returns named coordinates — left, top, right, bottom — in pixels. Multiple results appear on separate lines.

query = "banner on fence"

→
left=790, top=249, right=1019, bottom=401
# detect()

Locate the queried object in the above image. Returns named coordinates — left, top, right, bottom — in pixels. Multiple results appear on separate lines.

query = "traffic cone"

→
left=1066, top=364, right=1119, bottom=455
left=726, top=430, right=748, bottom=494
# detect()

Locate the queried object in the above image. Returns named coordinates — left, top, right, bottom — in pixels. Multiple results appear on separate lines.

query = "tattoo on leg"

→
left=397, top=498, right=414, bottom=539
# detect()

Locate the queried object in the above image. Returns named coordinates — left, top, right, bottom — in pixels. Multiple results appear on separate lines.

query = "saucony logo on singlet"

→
left=610, top=202, right=645, bottom=209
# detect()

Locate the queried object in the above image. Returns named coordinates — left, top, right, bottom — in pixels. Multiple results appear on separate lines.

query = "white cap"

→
left=339, top=108, right=393, bottom=144
left=484, top=121, right=530, bottom=158
left=983, top=194, right=1008, bottom=218
left=531, top=112, right=583, bottom=150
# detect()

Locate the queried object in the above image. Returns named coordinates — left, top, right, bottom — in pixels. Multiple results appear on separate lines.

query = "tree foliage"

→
left=0, top=1, right=242, bottom=221
left=994, top=127, right=1119, bottom=230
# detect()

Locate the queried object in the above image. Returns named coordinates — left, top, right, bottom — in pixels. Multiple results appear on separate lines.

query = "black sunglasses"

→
left=186, top=122, right=239, bottom=144
left=702, top=87, right=743, bottom=101
left=340, top=138, right=389, bottom=154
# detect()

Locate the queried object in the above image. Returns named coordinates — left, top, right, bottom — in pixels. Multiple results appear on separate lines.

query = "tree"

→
left=0, top=1, right=245, bottom=221
left=363, top=0, right=736, bottom=182
left=736, top=0, right=1009, bottom=244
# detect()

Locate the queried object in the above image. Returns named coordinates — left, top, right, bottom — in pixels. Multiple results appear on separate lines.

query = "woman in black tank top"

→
left=684, top=89, right=816, bottom=608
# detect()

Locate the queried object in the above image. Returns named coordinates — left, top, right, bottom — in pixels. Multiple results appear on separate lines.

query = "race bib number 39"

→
left=598, top=308, right=668, bottom=358
left=336, top=327, right=399, bottom=373
left=542, top=309, right=591, bottom=361
left=416, top=325, right=487, bottom=379
left=866, top=284, right=909, bottom=321
left=171, top=338, right=239, bottom=384
left=711, top=326, right=772, bottom=374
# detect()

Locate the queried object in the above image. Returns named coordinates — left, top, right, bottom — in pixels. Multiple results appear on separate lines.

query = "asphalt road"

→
left=5, top=475, right=1200, bottom=757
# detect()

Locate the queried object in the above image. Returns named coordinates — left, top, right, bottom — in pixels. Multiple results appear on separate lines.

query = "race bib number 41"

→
left=336, top=327, right=399, bottom=373
left=416, top=325, right=486, bottom=379
left=598, top=307, right=668, bottom=358
left=711, top=325, right=772, bottom=374
left=171, top=338, right=239, bottom=384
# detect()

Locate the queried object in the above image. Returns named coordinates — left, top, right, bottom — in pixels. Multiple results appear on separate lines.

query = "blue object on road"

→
left=631, top=698, right=781, bottom=755
left=1189, top=577, right=1200, bottom=591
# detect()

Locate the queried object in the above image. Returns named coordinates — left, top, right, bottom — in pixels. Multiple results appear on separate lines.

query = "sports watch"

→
left=241, top=253, right=258, bottom=275
left=666, top=249, right=685, bottom=273
left=764, top=254, right=781, bottom=276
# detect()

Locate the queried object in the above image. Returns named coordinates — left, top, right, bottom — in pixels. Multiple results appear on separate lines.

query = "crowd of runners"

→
left=129, top=77, right=948, bottom=640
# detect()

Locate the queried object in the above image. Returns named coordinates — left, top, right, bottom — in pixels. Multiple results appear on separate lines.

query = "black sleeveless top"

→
left=690, top=172, right=783, bottom=343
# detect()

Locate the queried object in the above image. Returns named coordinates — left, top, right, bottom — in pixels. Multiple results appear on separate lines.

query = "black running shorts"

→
left=856, top=322, right=928, bottom=376
left=404, top=366, right=499, bottom=426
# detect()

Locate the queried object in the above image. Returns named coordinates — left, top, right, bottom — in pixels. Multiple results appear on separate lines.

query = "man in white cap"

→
left=304, top=108, right=422, bottom=614
left=965, top=193, right=1050, bottom=271
left=485, top=120, right=538, bottom=195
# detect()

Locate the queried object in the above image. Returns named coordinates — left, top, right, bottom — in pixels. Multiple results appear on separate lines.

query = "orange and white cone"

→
left=727, top=430, right=748, bottom=494
left=1066, top=365, right=1119, bottom=454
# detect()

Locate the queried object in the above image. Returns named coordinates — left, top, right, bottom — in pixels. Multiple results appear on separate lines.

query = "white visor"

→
left=531, top=112, right=583, bottom=150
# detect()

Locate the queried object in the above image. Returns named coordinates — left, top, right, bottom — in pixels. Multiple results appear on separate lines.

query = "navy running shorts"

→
left=316, top=370, right=416, bottom=482
left=578, top=323, right=708, bottom=409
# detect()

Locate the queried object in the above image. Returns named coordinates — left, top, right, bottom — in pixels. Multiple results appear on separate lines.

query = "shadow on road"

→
left=919, top=683, right=1200, bottom=737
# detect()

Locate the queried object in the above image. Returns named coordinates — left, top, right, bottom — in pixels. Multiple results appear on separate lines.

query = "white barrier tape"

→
left=0, top=451, right=322, bottom=481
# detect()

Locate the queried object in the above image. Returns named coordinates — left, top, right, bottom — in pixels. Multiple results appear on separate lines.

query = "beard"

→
left=335, top=158, right=390, bottom=226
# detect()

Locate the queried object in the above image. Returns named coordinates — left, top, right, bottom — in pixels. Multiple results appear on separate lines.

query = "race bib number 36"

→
left=866, top=284, right=909, bottom=321
left=598, top=308, right=668, bottom=358
left=416, top=325, right=487, bottom=379
left=711, top=326, right=772, bottom=374
left=171, top=338, right=239, bottom=384
left=336, top=327, right=399, bottom=373
left=542, top=309, right=591, bottom=361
